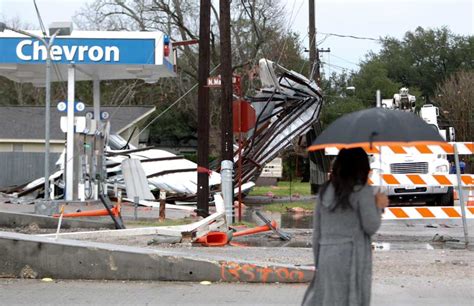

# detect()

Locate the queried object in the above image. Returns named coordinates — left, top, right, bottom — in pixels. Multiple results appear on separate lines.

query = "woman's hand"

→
left=375, top=192, right=389, bottom=209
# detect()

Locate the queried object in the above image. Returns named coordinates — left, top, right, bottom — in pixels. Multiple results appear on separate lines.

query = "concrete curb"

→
left=0, top=231, right=314, bottom=283
left=0, top=210, right=114, bottom=229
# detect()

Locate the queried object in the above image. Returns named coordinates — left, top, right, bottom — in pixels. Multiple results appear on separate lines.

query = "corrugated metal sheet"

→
left=121, top=158, right=155, bottom=200
left=0, top=152, right=60, bottom=187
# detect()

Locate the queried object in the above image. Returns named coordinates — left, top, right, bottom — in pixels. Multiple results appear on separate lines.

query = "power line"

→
left=131, top=64, right=221, bottom=143
left=318, top=31, right=381, bottom=42
left=320, top=61, right=354, bottom=73
left=330, top=53, right=361, bottom=67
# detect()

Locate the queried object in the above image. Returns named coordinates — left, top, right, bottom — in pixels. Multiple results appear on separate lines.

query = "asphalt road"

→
left=1, top=278, right=472, bottom=306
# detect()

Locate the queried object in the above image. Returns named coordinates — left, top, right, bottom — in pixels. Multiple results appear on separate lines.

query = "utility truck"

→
left=375, top=88, right=455, bottom=206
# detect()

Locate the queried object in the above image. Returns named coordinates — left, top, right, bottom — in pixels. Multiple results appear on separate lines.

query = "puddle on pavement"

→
left=372, top=241, right=472, bottom=251
left=229, top=238, right=469, bottom=250
left=231, top=238, right=311, bottom=248
left=243, top=207, right=313, bottom=229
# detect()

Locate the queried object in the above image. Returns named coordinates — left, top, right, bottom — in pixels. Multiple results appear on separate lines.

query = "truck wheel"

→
left=435, top=187, right=454, bottom=206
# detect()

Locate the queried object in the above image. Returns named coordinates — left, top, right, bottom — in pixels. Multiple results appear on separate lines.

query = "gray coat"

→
left=302, top=184, right=382, bottom=306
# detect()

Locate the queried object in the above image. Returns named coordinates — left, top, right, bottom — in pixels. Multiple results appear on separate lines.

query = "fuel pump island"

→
left=0, top=26, right=176, bottom=210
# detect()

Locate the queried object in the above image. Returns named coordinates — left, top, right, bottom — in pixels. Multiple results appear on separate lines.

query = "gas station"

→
left=0, top=25, right=175, bottom=203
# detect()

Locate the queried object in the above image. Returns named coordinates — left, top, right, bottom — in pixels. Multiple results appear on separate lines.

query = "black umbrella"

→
left=308, top=107, right=446, bottom=151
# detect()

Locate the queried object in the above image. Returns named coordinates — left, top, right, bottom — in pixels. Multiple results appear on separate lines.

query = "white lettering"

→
left=15, top=41, right=121, bottom=62
left=16, top=40, right=32, bottom=60
left=105, top=46, right=119, bottom=62
left=33, top=41, right=47, bottom=60
left=63, top=45, right=77, bottom=61
left=88, top=46, right=103, bottom=61
left=78, top=46, right=88, bottom=61
left=50, top=45, right=62, bottom=61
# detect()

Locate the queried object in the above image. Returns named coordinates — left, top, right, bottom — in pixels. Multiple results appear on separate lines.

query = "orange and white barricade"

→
left=325, top=142, right=474, bottom=155
left=368, top=174, right=474, bottom=187
left=382, top=206, right=474, bottom=220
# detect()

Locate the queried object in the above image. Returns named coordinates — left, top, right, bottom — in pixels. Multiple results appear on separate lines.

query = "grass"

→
left=125, top=217, right=196, bottom=227
left=231, top=220, right=257, bottom=228
left=248, top=181, right=311, bottom=197
left=263, top=201, right=315, bottom=213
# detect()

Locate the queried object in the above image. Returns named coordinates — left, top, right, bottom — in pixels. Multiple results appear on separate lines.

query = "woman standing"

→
left=302, top=148, right=389, bottom=306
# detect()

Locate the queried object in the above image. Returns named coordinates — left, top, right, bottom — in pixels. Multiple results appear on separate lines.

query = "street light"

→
left=0, top=21, right=73, bottom=201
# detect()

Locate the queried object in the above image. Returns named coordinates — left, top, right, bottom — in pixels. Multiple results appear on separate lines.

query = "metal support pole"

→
left=454, top=144, right=469, bottom=246
left=65, top=64, right=76, bottom=201
left=376, top=90, right=381, bottom=108
left=43, top=32, right=59, bottom=200
left=44, top=48, right=52, bottom=200
left=221, top=160, right=234, bottom=224
left=93, top=78, right=100, bottom=122
left=134, top=196, right=139, bottom=221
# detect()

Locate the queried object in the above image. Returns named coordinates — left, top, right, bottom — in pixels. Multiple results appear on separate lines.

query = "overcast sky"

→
left=1, top=0, right=472, bottom=73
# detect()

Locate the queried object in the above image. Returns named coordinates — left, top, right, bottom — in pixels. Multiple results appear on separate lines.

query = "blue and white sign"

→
left=1, top=37, right=156, bottom=65
left=57, top=101, right=85, bottom=112
left=0, top=31, right=175, bottom=82
left=85, top=110, right=110, bottom=120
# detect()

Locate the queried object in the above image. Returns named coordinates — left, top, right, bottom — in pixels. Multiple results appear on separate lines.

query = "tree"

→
left=72, top=0, right=308, bottom=154
left=435, top=70, right=473, bottom=141
left=364, top=27, right=473, bottom=99
left=352, top=59, right=403, bottom=106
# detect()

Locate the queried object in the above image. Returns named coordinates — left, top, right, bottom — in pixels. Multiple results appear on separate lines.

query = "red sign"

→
left=233, top=100, right=256, bottom=133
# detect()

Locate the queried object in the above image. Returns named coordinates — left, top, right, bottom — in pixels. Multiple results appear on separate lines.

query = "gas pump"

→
left=59, top=106, right=108, bottom=201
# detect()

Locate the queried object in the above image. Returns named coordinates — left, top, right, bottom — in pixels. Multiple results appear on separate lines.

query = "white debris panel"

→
left=107, top=146, right=221, bottom=195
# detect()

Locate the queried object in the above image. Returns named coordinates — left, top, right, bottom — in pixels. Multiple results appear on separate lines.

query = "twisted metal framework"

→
left=236, top=59, right=324, bottom=184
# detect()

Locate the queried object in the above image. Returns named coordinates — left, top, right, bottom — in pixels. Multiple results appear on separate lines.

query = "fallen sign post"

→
left=255, top=211, right=291, bottom=241
left=99, top=194, right=126, bottom=230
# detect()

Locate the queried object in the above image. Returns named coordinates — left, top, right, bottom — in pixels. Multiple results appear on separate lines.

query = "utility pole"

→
left=197, top=0, right=211, bottom=217
left=308, top=0, right=317, bottom=82
left=307, top=0, right=330, bottom=195
left=219, top=0, right=234, bottom=223
left=220, top=0, right=233, bottom=161
left=308, top=0, right=330, bottom=85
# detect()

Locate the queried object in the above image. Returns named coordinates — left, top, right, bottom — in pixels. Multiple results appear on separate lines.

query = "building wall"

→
left=0, top=142, right=64, bottom=153
left=0, top=152, right=60, bottom=187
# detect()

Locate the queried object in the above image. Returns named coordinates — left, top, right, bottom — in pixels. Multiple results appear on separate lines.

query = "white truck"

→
left=376, top=88, right=454, bottom=206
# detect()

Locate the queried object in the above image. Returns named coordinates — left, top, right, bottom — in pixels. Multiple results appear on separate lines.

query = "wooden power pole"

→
left=308, top=0, right=318, bottom=82
left=197, top=0, right=211, bottom=216
left=220, top=0, right=233, bottom=162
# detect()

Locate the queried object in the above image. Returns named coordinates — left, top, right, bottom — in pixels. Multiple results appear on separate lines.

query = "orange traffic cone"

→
left=232, top=220, right=277, bottom=237
left=195, top=231, right=229, bottom=247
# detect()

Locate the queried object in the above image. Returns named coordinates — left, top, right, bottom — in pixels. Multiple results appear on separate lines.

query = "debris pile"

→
left=237, top=59, right=323, bottom=184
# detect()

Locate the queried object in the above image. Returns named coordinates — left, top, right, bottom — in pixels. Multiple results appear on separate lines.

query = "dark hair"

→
left=321, top=147, right=370, bottom=210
